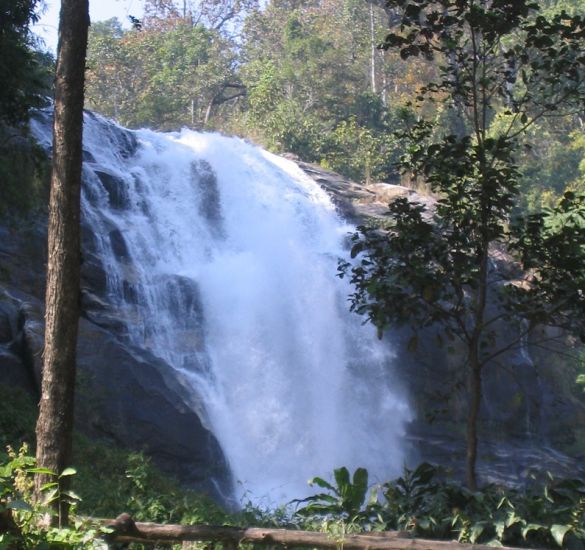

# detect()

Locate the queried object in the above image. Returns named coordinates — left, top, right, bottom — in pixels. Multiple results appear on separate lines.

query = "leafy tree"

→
left=0, top=0, right=53, bottom=215
left=145, top=0, right=260, bottom=35
left=339, top=0, right=585, bottom=490
left=35, top=0, right=89, bottom=526
left=0, top=0, right=52, bottom=124
left=240, top=0, right=407, bottom=182
left=86, top=16, right=241, bottom=129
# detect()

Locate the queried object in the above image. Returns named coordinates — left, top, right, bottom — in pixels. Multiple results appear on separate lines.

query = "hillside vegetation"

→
left=83, top=0, right=585, bottom=211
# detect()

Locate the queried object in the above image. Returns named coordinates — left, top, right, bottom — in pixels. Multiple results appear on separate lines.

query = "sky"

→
left=34, top=0, right=144, bottom=53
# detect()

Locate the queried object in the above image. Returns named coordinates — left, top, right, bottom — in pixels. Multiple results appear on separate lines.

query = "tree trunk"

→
left=35, top=0, right=89, bottom=528
left=466, top=356, right=481, bottom=491
left=369, top=3, right=377, bottom=95
left=466, top=243, right=489, bottom=492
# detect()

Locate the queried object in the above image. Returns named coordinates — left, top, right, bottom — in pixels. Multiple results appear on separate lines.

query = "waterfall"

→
left=32, top=110, right=410, bottom=505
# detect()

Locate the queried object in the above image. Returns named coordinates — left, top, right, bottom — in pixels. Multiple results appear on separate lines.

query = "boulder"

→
left=95, top=169, right=131, bottom=210
left=75, top=317, right=232, bottom=499
left=0, top=205, right=232, bottom=503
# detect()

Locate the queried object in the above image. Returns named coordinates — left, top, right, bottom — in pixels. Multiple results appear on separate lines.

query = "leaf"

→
left=61, top=490, right=81, bottom=502
left=470, top=523, right=485, bottom=544
left=347, top=468, right=368, bottom=511
left=59, top=467, right=77, bottom=477
left=7, top=500, right=32, bottom=511
left=550, top=524, right=571, bottom=547
left=334, top=467, right=350, bottom=495
left=27, top=467, right=56, bottom=476
left=522, top=523, right=544, bottom=539
left=308, top=476, right=336, bottom=493
left=43, top=487, right=59, bottom=503
left=505, top=512, right=521, bottom=528
left=293, top=493, right=338, bottom=506
left=40, top=481, right=58, bottom=492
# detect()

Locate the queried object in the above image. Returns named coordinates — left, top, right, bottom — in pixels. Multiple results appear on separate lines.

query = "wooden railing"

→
left=104, top=513, right=525, bottom=549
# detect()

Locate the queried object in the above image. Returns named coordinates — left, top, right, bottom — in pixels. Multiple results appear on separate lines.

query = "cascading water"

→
left=32, top=110, right=410, bottom=504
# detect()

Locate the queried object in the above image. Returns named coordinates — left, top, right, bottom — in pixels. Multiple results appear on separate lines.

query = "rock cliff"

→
left=0, top=113, right=231, bottom=501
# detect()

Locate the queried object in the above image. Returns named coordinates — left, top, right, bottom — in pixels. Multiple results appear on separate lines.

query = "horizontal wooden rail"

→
left=103, top=513, right=525, bottom=549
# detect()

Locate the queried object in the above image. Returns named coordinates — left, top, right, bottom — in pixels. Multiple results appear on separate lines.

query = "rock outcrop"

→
left=0, top=114, right=232, bottom=501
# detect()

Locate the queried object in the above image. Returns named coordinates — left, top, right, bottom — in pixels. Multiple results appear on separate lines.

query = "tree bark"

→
left=104, top=514, right=523, bottom=549
left=466, top=358, right=481, bottom=491
left=34, top=0, right=89, bottom=528
left=369, top=2, right=377, bottom=95
left=465, top=241, right=489, bottom=492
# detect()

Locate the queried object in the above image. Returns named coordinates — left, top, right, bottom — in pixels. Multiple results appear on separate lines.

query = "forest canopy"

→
left=83, top=0, right=585, bottom=211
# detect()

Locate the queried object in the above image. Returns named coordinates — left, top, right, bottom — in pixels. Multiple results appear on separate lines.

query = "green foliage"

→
left=511, top=191, right=585, bottom=340
left=293, top=467, right=379, bottom=525
left=0, top=386, right=37, bottom=451
left=80, top=0, right=585, bottom=192
left=239, top=1, right=406, bottom=183
left=85, top=17, right=241, bottom=130
left=319, top=116, right=399, bottom=183
left=118, top=452, right=228, bottom=525
left=28, top=465, right=81, bottom=529
left=381, top=464, right=585, bottom=548
left=296, top=464, right=585, bottom=548
left=0, top=445, right=107, bottom=548
left=0, top=0, right=53, bottom=125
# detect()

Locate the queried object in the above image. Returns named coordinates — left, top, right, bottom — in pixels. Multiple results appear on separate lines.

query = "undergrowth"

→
left=1, top=384, right=584, bottom=548
left=294, top=464, right=585, bottom=549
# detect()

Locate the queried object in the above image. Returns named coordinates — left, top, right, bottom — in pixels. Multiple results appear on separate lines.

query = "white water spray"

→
left=33, top=111, right=410, bottom=504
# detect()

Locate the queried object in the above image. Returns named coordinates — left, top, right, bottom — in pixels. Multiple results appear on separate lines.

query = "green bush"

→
left=297, top=463, right=585, bottom=548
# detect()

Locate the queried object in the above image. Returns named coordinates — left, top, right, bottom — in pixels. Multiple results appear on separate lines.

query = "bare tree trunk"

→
left=369, top=3, right=377, bottom=95
left=466, top=243, right=489, bottom=492
left=35, top=0, right=89, bottom=528
left=466, top=355, right=481, bottom=491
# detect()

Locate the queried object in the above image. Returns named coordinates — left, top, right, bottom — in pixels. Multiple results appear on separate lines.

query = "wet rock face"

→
left=0, top=119, right=232, bottom=501
left=95, top=170, right=132, bottom=210
left=0, top=274, right=232, bottom=499
left=84, top=111, right=138, bottom=160
left=192, top=160, right=225, bottom=238
left=75, top=317, right=231, bottom=499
